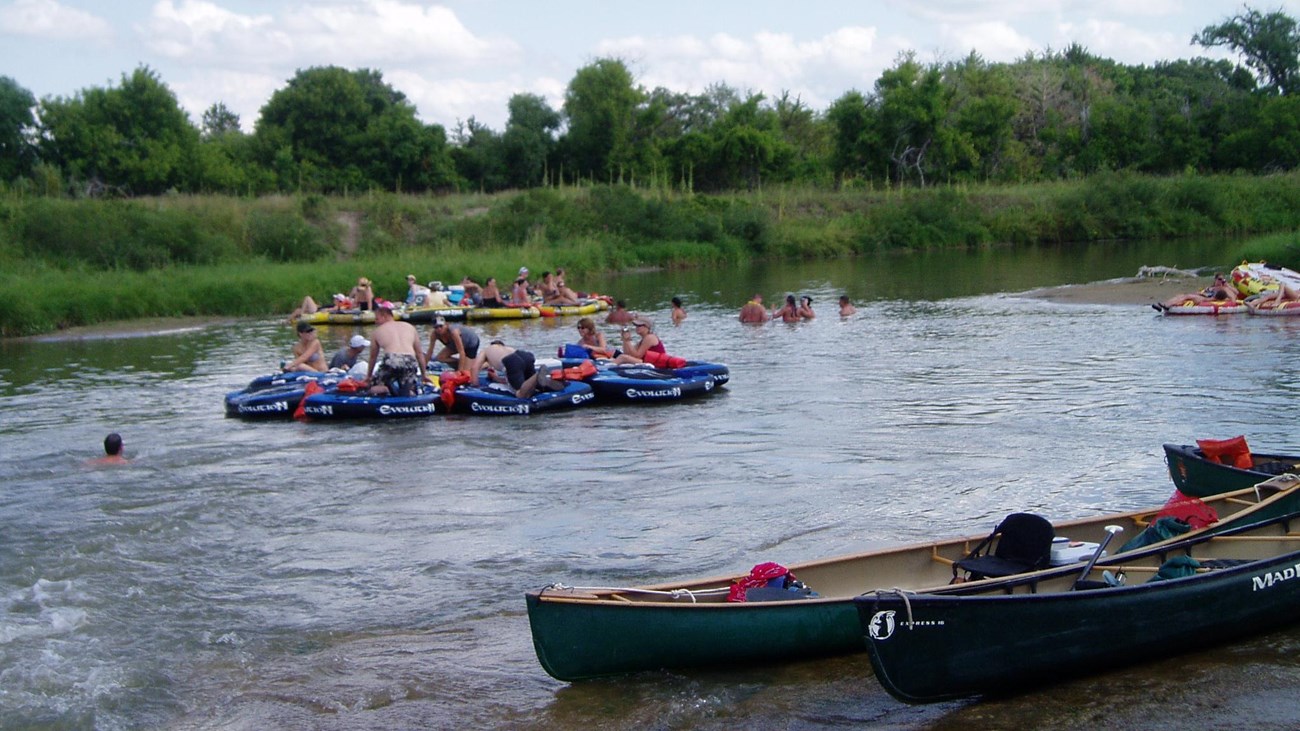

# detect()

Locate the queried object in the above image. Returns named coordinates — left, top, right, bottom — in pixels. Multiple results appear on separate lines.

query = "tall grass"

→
left=5, top=173, right=1300, bottom=336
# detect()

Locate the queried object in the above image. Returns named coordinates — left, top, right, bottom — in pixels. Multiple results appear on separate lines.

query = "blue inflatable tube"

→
left=225, top=373, right=343, bottom=418
left=558, top=357, right=729, bottom=388
left=556, top=358, right=728, bottom=401
left=241, top=370, right=337, bottom=392
left=447, top=380, right=595, bottom=416
left=300, top=384, right=441, bottom=419
left=585, top=366, right=716, bottom=402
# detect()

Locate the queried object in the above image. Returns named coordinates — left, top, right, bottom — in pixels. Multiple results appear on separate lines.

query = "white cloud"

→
left=170, top=68, right=284, bottom=130
left=387, top=70, right=564, bottom=132
left=0, top=0, right=113, bottom=41
left=594, top=25, right=893, bottom=106
left=1057, top=20, right=1185, bottom=64
left=139, top=0, right=519, bottom=69
left=939, top=21, right=1038, bottom=61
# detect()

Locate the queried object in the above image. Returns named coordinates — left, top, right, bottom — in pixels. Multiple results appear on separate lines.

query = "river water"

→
left=5, top=241, right=1300, bottom=730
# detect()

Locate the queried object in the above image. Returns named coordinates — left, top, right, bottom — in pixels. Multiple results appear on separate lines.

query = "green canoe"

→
left=854, top=502, right=1300, bottom=703
left=1163, top=442, right=1300, bottom=497
left=526, top=476, right=1300, bottom=681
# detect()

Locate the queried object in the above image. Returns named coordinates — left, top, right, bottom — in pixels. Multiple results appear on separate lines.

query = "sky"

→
left=1, top=1, right=1295, bottom=134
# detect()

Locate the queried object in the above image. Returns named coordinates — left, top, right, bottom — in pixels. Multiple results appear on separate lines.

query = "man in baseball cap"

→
left=329, top=333, right=370, bottom=370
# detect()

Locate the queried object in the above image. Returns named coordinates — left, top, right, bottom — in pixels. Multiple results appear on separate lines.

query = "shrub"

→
left=246, top=210, right=332, bottom=262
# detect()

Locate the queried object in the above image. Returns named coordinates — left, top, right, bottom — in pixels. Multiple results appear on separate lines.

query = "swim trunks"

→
left=375, top=353, right=421, bottom=396
left=501, top=350, right=536, bottom=391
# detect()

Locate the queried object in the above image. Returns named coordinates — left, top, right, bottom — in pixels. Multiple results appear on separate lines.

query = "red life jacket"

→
left=293, top=380, right=325, bottom=420
left=643, top=350, right=688, bottom=369
left=438, top=371, right=473, bottom=409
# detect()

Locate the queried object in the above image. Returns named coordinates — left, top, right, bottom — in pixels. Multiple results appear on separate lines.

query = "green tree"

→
left=501, top=93, right=560, bottom=189
left=254, top=66, right=455, bottom=193
left=38, top=66, right=200, bottom=195
left=773, top=91, right=831, bottom=184
left=826, top=90, right=877, bottom=185
left=704, top=93, right=793, bottom=191
left=0, top=75, right=36, bottom=181
left=1194, top=7, right=1300, bottom=95
left=561, top=58, right=642, bottom=182
left=944, top=53, right=1018, bottom=181
left=200, top=102, right=241, bottom=140
left=450, top=117, right=505, bottom=192
left=875, top=54, right=952, bottom=185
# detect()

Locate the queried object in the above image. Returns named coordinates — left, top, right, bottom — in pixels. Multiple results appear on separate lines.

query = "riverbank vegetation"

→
left=3, top=174, right=1299, bottom=336
left=2, top=7, right=1299, bottom=335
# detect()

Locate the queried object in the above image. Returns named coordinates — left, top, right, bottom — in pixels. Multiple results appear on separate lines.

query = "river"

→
left=4, top=240, right=1300, bottom=730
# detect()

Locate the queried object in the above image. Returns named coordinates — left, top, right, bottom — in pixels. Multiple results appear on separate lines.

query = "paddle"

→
left=1071, top=525, right=1124, bottom=591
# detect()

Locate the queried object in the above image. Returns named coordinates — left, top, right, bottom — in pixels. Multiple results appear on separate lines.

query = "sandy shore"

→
left=1017, top=275, right=1215, bottom=306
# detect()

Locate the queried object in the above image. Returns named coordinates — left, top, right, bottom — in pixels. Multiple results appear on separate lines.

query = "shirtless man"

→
left=364, top=299, right=426, bottom=396
left=606, top=299, right=635, bottom=325
left=739, top=294, right=769, bottom=323
left=470, top=340, right=548, bottom=398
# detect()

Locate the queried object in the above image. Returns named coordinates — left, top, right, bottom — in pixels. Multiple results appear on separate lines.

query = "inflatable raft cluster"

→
left=225, top=356, right=730, bottom=420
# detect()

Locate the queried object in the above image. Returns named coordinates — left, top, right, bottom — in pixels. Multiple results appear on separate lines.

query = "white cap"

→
left=349, top=335, right=370, bottom=349
left=518, top=267, right=529, bottom=276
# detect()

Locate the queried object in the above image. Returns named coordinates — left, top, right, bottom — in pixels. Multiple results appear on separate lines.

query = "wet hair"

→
left=786, top=294, right=797, bottom=306
left=104, top=433, right=122, bottom=456
left=801, top=296, right=813, bottom=306
left=616, top=299, right=627, bottom=308
left=672, top=297, right=683, bottom=307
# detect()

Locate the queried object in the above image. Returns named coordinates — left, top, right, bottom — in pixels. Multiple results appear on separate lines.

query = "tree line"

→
left=1, top=7, right=1297, bottom=198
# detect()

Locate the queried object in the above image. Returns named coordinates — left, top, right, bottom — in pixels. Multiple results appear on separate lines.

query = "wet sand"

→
left=1018, top=276, right=1214, bottom=307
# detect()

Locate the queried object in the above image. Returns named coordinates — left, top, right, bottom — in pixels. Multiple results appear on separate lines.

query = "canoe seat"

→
left=953, top=513, right=1054, bottom=582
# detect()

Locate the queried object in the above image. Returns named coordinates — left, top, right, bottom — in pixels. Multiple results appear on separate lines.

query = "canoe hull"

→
left=856, top=537, right=1300, bottom=703
left=1163, top=443, right=1299, bottom=497
left=526, top=591, right=861, bottom=681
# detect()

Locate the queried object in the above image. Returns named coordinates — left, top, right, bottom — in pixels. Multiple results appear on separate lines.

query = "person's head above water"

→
left=104, top=432, right=122, bottom=456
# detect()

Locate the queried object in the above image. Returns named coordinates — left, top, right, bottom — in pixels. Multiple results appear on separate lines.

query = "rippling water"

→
left=5, top=248, right=1300, bottom=730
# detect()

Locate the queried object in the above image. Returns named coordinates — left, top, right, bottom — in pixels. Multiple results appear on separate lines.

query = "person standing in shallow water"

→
left=739, top=294, right=769, bottom=323
left=671, top=297, right=687, bottom=325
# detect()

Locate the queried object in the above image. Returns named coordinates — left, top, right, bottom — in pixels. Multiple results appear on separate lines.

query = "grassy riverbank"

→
left=3, top=173, right=1300, bottom=336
